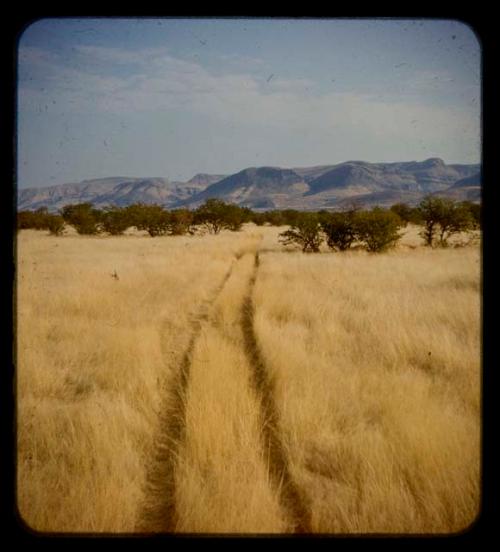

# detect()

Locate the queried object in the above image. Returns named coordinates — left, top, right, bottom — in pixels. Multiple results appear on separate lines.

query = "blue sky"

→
left=17, top=18, right=481, bottom=188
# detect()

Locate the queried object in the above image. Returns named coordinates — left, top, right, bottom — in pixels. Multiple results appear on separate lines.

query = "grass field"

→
left=16, top=224, right=480, bottom=534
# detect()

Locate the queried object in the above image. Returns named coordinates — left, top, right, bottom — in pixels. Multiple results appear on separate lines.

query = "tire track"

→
left=241, top=253, right=312, bottom=533
left=137, top=255, right=238, bottom=533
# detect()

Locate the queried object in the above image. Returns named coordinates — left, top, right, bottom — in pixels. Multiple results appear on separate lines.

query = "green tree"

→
left=122, top=204, right=145, bottom=229
left=127, top=203, right=170, bottom=237
left=46, top=214, right=65, bottom=236
left=458, top=201, right=481, bottom=229
left=417, top=196, right=446, bottom=247
left=435, top=201, right=474, bottom=247
left=167, top=208, right=194, bottom=235
left=417, top=196, right=474, bottom=247
left=320, top=206, right=361, bottom=251
left=251, top=211, right=266, bottom=226
left=60, top=203, right=101, bottom=235
left=17, top=207, right=53, bottom=231
left=356, top=207, right=404, bottom=252
left=223, top=203, right=246, bottom=231
left=279, top=213, right=323, bottom=252
left=263, top=210, right=286, bottom=226
left=280, top=209, right=302, bottom=227
left=195, top=199, right=231, bottom=234
left=390, top=203, right=422, bottom=226
left=17, top=211, right=37, bottom=230
left=100, top=206, right=131, bottom=235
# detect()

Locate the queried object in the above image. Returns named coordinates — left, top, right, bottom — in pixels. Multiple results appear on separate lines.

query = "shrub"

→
left=279, top=213, right=323, bottom=252
left=435, top=202, right=474, bottom=247
left=458, top=201, right=481, bottom=229
left=61, top=203, right=101, bottom=235
left=17, top=208, right=52, bottom=231
left=100, top=206, right=131, bottom=235
left=223, top=204, right=246, bottom=231
left=46, top=215, right=65, bottom=236
left=390, top=203, right=422, bottom=225
left=251, top=212, right=266, bottom=226
left=279, top=209, right=303, bottom=227
left=122, top=204, right=145, bottom=230
left=356, top=207, right=404, bottom=252
left=417, top=196, right=445, bottom=247
left=127, top=204, right=170, bottom=237
left=195, top=199, right=232, bottom=234
left=240, top=207, right=255, bottom=224
left=417, top=196, right=474, bottom=247
left=320, top=207, right=361, bottom=251
left=263, top=210, right=286, bottom=226
left=17, top=211, right=39, bottom=230
left=167, top=208, right=194, bottom=235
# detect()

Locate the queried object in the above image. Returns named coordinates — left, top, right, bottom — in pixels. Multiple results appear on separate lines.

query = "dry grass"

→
left=173, top=251, right=290, bottom=533
left=16, top=229, right=258, bottom=532
left=16, top=224, right=480, bottom=534
left=253, top=240, right=480, bottom=533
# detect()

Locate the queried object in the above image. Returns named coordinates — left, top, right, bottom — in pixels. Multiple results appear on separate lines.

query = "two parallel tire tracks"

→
left=138, top=250, right=310, bottom=534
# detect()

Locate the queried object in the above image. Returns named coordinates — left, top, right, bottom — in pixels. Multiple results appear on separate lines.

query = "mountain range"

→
left=17, top=158, right=480, bottom=212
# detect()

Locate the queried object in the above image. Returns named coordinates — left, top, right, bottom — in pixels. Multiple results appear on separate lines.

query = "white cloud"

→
left=18, top=44, right=480, bottom=163
left=73, top=44, right=169, bottom=65
left=218, top=53, right=264, bottom=65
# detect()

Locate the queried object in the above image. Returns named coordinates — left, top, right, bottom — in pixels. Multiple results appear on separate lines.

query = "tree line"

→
left=280, top=197, right=480, bottom=253
left=17, top=196, right=480, bottom=251
left=16, top=199, right=250, bottom=237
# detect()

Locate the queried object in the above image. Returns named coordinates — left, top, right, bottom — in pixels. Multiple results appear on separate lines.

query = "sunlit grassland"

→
left=253, top=242, right=480, bottom=533
left=16, top=224, right=480, bottom=533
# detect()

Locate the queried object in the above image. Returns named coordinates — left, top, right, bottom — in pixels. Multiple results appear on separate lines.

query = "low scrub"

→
left=279, top=213, right=323, bottom=252
left=356, top=207, right=404, bottom=252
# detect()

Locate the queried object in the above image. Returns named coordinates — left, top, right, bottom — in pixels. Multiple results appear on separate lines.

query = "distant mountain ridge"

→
left=17, top=175, right=225, bottom=212
left=179, top=158, right=480, bottom=210
left=18, top=159, right=480, bottom=212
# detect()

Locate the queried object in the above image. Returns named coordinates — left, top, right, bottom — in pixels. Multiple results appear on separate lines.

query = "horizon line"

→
left=17, top=156, right=481, bottom=190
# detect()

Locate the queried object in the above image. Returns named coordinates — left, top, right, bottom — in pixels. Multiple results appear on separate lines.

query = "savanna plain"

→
left=16, top=223, right=480, bottom=534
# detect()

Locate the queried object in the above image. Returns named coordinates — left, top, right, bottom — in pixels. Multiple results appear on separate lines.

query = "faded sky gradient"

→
left=17, top=18, right=481, bottom=188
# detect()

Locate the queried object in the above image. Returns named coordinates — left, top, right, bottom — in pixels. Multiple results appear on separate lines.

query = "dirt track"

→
left=138, top=243, right=309, bottom=533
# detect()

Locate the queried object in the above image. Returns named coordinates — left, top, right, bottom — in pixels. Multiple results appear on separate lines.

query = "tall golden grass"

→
left=16, top=229, right=257, bottom=532
left=16, top=224, right=480, bottom=534
left=253, top=242, right=480, bottom=533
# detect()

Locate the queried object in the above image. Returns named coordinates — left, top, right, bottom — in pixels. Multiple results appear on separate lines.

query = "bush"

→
left=417, top=196, right=441, bottom=246
left=390, top=203, right=422, bottom=225
left=17, top=210, right=41, bottom=230
left=61, top=203, right=101, bottom=235
left=224, top=204, right=246, bottom=231
left=100, top=206, right=131, bottom=235
left=320, top=207, right=361, bottom=251
left=458, top=201, right=481, bottom=229
left=122, top=204, right=145, bottom=230
left=279, top=209, right=303, bottom=227
left=417, top=196, right=474, bottom=247
left=167, top=208, right=194, bottom=235
left=251, top=212, right=266, bottom=226
left=17, top=207, right=52, bottom=231
left=262, top=210, right=286, bottom=226
left=194, top=198, right=243, bottom=234
left=435, top=202, right=474, bottom=247
left=46, top=215, right=65, bottom=236
left=127, top=204, right=170, bottom=237
left=279, top=213, right=323, bottom=252
left=356, top=207, right=404, bottom=252
left=17, top=208, right=66, bottom=236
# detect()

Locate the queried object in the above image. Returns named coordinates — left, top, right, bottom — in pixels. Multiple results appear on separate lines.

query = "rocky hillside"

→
left=179, top=158, right=480, bottom=210
left=17, top=176, right=222, bottom=212
left=17, top=159, right=480, bottom=212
